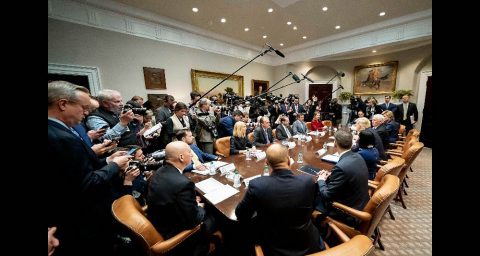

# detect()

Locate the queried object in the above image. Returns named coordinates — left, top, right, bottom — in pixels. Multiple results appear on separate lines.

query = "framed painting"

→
left=143, top=67, right=166, bottom=90
left=251, top=79, right=269, bottom=96
left=353, top=61, right=398, bottom=95
left=191, top=69, right=244, bottom=99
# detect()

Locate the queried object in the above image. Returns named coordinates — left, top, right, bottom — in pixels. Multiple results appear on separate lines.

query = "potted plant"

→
left=338, top=91, right=353, bottom=102
left=392, top=89, right=413, bottom=100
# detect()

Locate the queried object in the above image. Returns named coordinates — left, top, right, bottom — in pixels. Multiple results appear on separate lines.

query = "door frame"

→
left=304, top=80, right=338, bottom=101
left=48, top=63, right=102, bottom=96
left=416, top=70, right=432, bottom=132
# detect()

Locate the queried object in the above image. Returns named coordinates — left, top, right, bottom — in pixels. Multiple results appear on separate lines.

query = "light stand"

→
left=189, top=47, right=282, bottom=108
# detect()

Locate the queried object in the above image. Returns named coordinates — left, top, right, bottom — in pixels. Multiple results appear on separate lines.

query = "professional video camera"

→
left=128, top=158, right=163, bottom=173
left=122, top=103, right=147, bottom=115
left=286, top=94, right=298, bottom=104
left=265, top=93, right=282, bottom=103
left=223, top=92, right=241, bottom=102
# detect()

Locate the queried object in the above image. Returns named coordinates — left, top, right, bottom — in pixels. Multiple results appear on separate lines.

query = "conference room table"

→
left=185, top=131, right=339, bottom=221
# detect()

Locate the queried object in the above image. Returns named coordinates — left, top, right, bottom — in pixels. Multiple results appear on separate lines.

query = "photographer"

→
left=217, top=110, right=244, bottom=138
left=86, top=89, right=136, bottom=147
left=325, top=98, right=342, bottom=126
left=195, top=98, right=221, bottom=154
left=347, top=96, right=366, bottom=124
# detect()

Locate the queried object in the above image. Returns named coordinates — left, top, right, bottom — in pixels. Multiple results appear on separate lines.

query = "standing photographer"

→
left=195, top=98, right=220, bottom=154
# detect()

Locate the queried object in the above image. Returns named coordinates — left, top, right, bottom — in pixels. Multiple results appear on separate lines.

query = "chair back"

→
left=272, top=129, right=276, bottom=139
left=398, top=125, right=406, bottom=136
left=397, top=142, right=424, bottom=183
left=306, top=122, right=312, bottom=131
left=247, top=132, right=254, bottom=143
left=322, top=120, right=333, bottom=127
left=374, top=157, right=405, bottom=183
left=361, top=174, right=400, bottom=236
left=215, top=136, right=231, bottom=157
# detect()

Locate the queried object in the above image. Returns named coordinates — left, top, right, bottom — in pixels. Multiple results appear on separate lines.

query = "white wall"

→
left=48, top=19, right=275, bottom=104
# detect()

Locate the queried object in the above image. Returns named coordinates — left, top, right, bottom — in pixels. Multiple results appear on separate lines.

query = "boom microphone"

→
left=266, top=43, right=285, bottom=58
left=292, top=74, right=301, bottom=83
left=301, top=73, right=314, bottom=83
left=337, top=72, right=345, bottom=77
left=338, top=84, right=344, bottom=89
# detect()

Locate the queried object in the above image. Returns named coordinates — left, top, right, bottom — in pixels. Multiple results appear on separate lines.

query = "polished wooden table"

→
left=185, top=132, right=338, bottom=220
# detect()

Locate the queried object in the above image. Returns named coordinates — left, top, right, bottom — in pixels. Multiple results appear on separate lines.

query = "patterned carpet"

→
left=372, top=147, right=432, bottom=255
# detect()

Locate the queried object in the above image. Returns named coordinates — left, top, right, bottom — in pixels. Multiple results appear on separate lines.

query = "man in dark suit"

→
left=379, top=95, right=397, bottom=115
left=253, top=116, right=274, bottom=146
left=396, top=94, right=418, bottom=133
left=176, top=130, right=220, bottom=172
left=371, top=114, right=390, bottom=150
left=275, top=115, right=294, bottom=140
left=236, top=144, right=325, bottom=256
left=147, top=141, right=215, bottom=256
left=48, top=81, right=131, bottom=256
left=316, top=130, right=370, bottom=227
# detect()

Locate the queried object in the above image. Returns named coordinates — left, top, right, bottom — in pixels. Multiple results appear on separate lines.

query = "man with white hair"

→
left=371, top=114, right=389, bottom=150
left=352, top=117, right=387, bottom=160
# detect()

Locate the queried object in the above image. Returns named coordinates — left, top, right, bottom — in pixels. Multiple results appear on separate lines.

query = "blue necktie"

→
left=70, top=128, right=84, bottom=141
left=264, top=129, right=270, bottom=144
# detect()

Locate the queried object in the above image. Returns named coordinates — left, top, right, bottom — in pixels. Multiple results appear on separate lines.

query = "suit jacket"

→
left=147, top=163, right=206, bottom=239
left=374, top=123, right=389, bottom=150
left=236, top=169, right=324, bottom=256
left=317, top=151, right=369, bottom=225
left=253, top=126, right=274, bottom=146
left=379, top=102, right=397, bottom=113
left=396, top=102, right=418, bottom=124
left=48, top=119, right=119, bottom=256
left=292, top=120, right=307, bottom=135
left=184, top=144, right=218, bottom=172
left=275, top=124, right=294, bottom=140
left=230, top=136, right=252, bottom=155
left=385, top=120, right=400, bottom=143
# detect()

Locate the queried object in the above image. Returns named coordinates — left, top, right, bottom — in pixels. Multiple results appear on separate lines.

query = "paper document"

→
left=209, top=161, right=230, bottom=170
left=143, top=123, right=162, bottom=137
left=195, top=178, right=224, bottom=194
left=203, top=184, right=239, bottom=205
left=192, top=170, right=210, bottom=175
left=255, top=151, right=267, bottom=161
left=308, top=131, right=324, bottom=136
left=326, top=142, right=335, bottom=147
left=243, top=174, right=261, bottom=183
left=315, top=149, right=327, bottom=156
left=321, top=154, right=340, bottom=163
left=329, top=136, right=335, bottom=139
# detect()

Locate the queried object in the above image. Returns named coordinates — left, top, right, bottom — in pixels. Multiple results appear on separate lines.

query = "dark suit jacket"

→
left=275, top=124, right=294, bottom=140
left=230, top=136, right=252, bottom=155
left=374, top=123, right=389, bottom=150
left=236, top=169, right=324, bottom=256
left=253, top=126, right=274, bottom=146
left=48, top=119, right=119, bottom=256
left=396, top=102, right=418, bottom=124
left=379, top=102, right=397, bottom=113
left=316, top=151, right=370, bottom=226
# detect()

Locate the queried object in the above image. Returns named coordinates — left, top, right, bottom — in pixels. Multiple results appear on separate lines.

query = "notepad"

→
left=143, top=123, right=162, bottom=137
left=203, top=184, right=239, bottom=205
left=298, top=165, right=321, bottom=176
left=195, top=178, right=224, bottom=194
left=321, top=153, right=340, bottom=163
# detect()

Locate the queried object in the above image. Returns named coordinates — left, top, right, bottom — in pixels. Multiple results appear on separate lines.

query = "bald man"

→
left=235, top=144, right=325, bottom=256
left=147, top=141, right=213, bottom=255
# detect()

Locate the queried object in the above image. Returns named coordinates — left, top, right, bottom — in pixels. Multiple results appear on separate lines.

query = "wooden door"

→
left=309, top=84, right=333, bottom=114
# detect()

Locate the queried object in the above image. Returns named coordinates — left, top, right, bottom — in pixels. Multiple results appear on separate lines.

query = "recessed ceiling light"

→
left=262, top=35, right=267, bottom=39
left=293, top=26, right=297, bottom=30
left=379, top=12, right=386, bottom=16
left=268, top=8, right=273, bottom=13
left=302, top=36, right=307, bottom=39
left=192, top=7, right=198, bottom=13
left=372, top=50, right=377, bottom=53
left=335, top=25, right=341, bottom=29
left=287, top=21, right=292, bottom=25
left=220, top=18, right=226, bottom=23
left=322, top=7, right=328, bottom=11
left=244, top=27, right=249, bottom=32
left=280, top=43, right=284, bottom=46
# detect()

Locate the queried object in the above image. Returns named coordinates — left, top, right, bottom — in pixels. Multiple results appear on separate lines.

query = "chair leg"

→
left=373, top=227, right=385, bottom=251
left=410, top=166, right=414, bottom=172
left=394, top=185, right=407, bottom=209
left=387, top=205, right=395, bottom=220
left=405, top=174, right=409, bottom=179
left=403, top=178, right=409, bottom=188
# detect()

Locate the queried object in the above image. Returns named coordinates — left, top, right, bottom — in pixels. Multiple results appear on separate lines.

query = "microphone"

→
left=301, top=73, right=314, bottom=83
left=338, top=84, right=344, bottom=89
left=266, top=43, right=285, bottom=58
left=337, top=71, right=345, bottom=77
left=292, top=74, right=301, bottom=83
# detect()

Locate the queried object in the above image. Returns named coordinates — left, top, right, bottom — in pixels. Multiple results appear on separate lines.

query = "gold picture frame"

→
left=251, top=79, right=269, bottom=96
left=191, top=69, right=244, bottom=98
left=353, top=61, right=398, bottom=95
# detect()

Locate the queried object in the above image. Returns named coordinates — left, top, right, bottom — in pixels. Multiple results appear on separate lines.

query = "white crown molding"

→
left=48, top=0, right=431, bottom=67
left=48, top=63, right=102, bottom=95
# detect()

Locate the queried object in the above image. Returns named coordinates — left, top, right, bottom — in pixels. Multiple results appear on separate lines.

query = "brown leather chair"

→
left=322, top=120, right=333, bottom=127
left=247, top=132, right=254, bottom=143
left=306, top=122, right=312, bottom=131
left=112, top=195, right=210, bottom=255
left=398, top=124, right=406, bottom=137
left=254, top=224, right=374, bottom=256
left=318, top=174, right=400, bottom=251
left=215, top=136, right=231, bottom=157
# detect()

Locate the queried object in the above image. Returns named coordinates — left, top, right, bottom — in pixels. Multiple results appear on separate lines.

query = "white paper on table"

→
left=255, top=151, right=267, bottom=161
left=209, top=161, right=230, bottom=170
left=305, top=136, right=312, bottom=142
left=307, top=131, right=320, bottom=136
left=315, top=149, right=327, bottom=156
left=243, top=174, right=261, bottom=183
left=143, top=123, right=162, bottom=137
left=288, top=142, right=296, bottom=149
left=329, top=136, right=335, bottom=139
left=219, top=163, right=235, bottom=174
left=321, top=154, right=340, bottom=163
left=292, top=134, right=300, bottom=139
left=203, top=184, right=239, bottom=205
left=326, top=142, right=335, bottom=147
left=192, top=170, right=210, bottom=175
left=195, top=178, right=224, bottom=194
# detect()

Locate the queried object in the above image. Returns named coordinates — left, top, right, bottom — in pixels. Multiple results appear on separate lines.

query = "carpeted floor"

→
left=371, top=147, right=432, bottom=255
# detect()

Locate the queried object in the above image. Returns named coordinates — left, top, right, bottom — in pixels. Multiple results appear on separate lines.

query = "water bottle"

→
left=208, top=162, right=216, bottom=175
left=263, top=164, right=270, bottom=176
left=233, top=171, right=241, bottom=188
left=328, top=126, right=332, bottom=135
left=297, top=151, right=303, bottom=164
left=323, top=142, right=328, bottom=151
left=245, top=149, right=252, bottom=160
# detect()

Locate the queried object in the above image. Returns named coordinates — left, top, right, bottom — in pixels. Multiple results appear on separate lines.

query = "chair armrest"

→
left=315, top=235, right=374, bottom=256
left=215, top=151, right=226, bottom=157
left=386, top=151, right=402, bottom=157
left=368, top=180, right=379, bottom=190
left=141, top=205, right=148, bottom=213
left=327, top=222, right=351, bottom=243
left=151, top=224, right=202, bottom=254
left=379, top=160, right=388, bottom=165
left=386, top=148, right=402, bottom=153
left=332, top=202, right=372, bottom=222
left=312, top=210, right=324, bottom=220
left=254, top=245, right=264, bottom=256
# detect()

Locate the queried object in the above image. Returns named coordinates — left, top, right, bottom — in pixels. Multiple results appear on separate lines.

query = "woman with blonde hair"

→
left=230, top=121, right=252, bottom=155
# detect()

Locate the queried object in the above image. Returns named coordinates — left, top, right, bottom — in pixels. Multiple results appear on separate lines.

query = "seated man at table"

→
left=315, top=130, right=370, bottom=227
left=275, top=115, right=294, bottom=140
left=147, top=141, right=216, bottom=256
left=253, top=116, right=274, bottom=146
left=176, top=129, right=220, bottom=172
left=235, top=144, right=325, bottom=256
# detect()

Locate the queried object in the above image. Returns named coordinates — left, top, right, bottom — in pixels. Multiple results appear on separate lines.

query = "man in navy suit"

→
left=176, top=129, right=220, bottom=172
left=236, top=144, right=325, bottom=256
left=316, top=130, right=370, bottom=227
left=379, top=95, right=397, bottom=113
left=253, top=116, right=274, bottom=146
left=396, top=94, right=418, bottom=133
left=147, top=141, right=216, bottom=256
left=48, top=81, right=131, bottom=256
